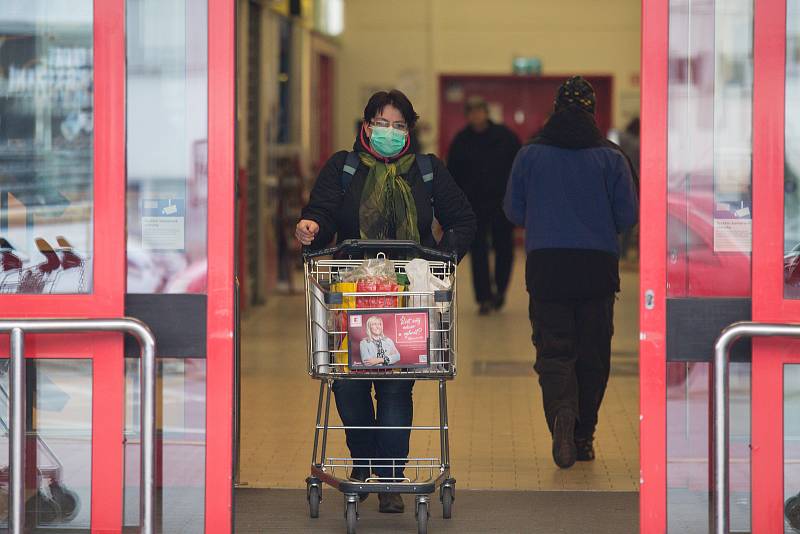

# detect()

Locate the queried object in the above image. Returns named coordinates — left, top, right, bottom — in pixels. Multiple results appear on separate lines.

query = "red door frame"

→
left=0, top=1, right=127, bottom=532
left=205, top=0, right=236, bottom=531
left=642, top=0, right=796, bottom=532
left=751, top=0, right=793, bottom=532
left=639, top=0, right=668, bottom=530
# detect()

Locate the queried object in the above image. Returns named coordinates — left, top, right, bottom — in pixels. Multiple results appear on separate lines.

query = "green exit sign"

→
left=512, top=57, right=542, bottom=75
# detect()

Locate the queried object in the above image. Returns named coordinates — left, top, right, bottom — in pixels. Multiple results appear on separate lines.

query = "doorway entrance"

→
left=7, top=0, right=800, bottom=531
left=234, top=3, right=641, bottom=533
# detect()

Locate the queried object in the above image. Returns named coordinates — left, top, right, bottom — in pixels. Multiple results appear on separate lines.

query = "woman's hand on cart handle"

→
left=296, top=219, right=319, bottom=246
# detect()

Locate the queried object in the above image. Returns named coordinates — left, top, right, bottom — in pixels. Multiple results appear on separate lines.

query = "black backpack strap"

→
left=342, top=151, right=435, bottom=207
left=417, top=154, right=434, bottom=201
left=340, top=151, right=360, bottom=193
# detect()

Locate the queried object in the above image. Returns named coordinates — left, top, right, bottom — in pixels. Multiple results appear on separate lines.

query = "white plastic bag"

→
left=405, top=258, right=451, bottom=309
left=405, top=258, right=452, bottom=366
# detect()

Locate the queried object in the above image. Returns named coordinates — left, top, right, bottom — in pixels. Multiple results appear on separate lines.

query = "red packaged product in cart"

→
left=356, top=278, right=377, bottom=308
left=356, top=277, right=399, bottom=308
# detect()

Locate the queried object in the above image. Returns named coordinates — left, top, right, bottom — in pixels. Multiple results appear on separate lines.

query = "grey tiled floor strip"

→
left=235, top=488, right=639, bottom=533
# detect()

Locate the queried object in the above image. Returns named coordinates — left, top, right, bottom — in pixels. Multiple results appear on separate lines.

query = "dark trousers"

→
left=470, top=210, right=514, bottom=304
left=332, top=379, right=414, bottom=479
left=528, top=295, right=615, bottom=441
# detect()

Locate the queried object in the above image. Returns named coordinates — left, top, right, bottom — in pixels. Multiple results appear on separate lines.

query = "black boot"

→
left=575, top=438, right=595, bottom=461
left=552, top=411, right=577, bottom=469
left=349, top=467, right=370, bottom=502
left=493, top=294, right=506, bottom=311
left=378, top=493, right=404, bottom=513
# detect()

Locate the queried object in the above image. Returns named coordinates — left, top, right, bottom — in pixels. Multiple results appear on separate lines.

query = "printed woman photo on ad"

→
left=359, top=316, right=400, bottom=366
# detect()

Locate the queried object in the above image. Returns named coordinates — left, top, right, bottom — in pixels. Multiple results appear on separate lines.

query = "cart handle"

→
left=303, top=239, right=456, bottom=263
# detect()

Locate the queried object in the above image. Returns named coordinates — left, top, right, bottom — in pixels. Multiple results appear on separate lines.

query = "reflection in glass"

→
left=123, top=358, right=206, bottom=531
left=126, top=0, right=208, bottom=294
left=0, top=360, right=91, bottom=530
left=666, top=362, right=751, bottom=533
left=0, top=2, right=94, bottom=294
left=666, top=0, right=753, bottom=298
left=784, top=1, right=800, bottom=298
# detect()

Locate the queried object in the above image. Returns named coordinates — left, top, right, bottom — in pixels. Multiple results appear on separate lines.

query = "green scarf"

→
left=358, top=152, right=420, bottom=243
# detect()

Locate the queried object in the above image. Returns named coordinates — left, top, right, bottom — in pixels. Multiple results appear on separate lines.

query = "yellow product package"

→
left=331, top=282, right=357, bottom=373
left=333, top=281, right=358, bottom=310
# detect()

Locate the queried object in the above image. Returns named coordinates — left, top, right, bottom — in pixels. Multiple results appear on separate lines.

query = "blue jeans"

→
left=332, top=379, right=414, bottom=479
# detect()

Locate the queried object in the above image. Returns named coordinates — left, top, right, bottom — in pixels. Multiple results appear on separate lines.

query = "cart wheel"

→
left=786, top=494, right=800, bottom=531
left=49, top=482, right=80, bottom=522
left=33, top=490, right=61, bottom=524
left=345, top=500, right=358, bottom=534
left=416, top=501, right=429, bottom=534
left=308, top=485, right=321, bottom=519
left=441, top=485, right=454, bottom=519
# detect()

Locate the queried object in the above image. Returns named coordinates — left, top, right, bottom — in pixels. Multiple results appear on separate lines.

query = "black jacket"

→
left=446, top=122, right=521, bottom=217
left=302, top=139, right=477, bottom=260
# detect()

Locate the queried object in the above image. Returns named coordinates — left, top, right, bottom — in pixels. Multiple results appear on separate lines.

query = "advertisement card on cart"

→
left=347, top=309, right=430, bottom=370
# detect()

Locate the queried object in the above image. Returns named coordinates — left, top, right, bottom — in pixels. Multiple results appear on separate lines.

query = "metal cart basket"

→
left=303, top=240, right=458, bottom=534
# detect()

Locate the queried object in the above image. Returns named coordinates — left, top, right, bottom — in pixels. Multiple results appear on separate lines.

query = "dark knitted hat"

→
left=554, top=76, right=596, bottom=114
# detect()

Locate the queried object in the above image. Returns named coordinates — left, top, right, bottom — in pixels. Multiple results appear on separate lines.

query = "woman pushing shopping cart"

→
left=295, top=89, right=475, bottom=533
left=303, top=240, right=460, bottom=534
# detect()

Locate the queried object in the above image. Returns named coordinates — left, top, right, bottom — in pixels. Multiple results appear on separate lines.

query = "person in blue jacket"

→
left=504, top=76, right=638, bottom=469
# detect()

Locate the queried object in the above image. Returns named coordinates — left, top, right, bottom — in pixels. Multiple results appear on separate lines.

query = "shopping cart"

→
left=0, top=360, right=80, bottom=525
left=303, top=240, right=458, bottom=534
left=0, top=236, right=87, bottom=295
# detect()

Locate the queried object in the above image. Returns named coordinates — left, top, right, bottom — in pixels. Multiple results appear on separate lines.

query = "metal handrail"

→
left=3, top=318, right=156, bottom=534
left=713, top=321, right=800, bottom=534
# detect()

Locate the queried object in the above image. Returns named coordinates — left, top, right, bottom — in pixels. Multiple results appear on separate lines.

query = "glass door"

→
left=123, top=0, right=234, bottom=531
left=0, top=0, right=234, bottom=531
left=751, top=0, right=800, bottom=532
left=0, top=0, right=126, bottom=532
left=641, top=0, right=755, bottom=532
left=645, top=0, right=800, bottom=532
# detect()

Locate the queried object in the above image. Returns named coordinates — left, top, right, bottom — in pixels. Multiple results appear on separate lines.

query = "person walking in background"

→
left=617, top=117, right=640, bottom=266
left=447, top=96, right=521, bottom=315
left=504, top=77, right=638, bottom=469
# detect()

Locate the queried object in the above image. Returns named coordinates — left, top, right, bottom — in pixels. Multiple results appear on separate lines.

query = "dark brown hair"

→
left=363, top=90, right=420, bottom=129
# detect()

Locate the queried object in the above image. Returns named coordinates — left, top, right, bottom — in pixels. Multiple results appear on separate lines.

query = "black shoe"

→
left=552, top=412, right=577, bottom=469
left=493, top=294, right=506, bottom=311
left=349, top=467, right=370, bottom=502
left=479, top=302, right=493, bottom=315
left=575, top=438, right=595, bottom=461
left=378, top=492, right=405, bottom=513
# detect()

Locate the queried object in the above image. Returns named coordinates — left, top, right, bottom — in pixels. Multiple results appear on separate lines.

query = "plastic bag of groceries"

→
left=340, top=257, right=403, bottom=308
left=330, top=257, right=407, bottom=374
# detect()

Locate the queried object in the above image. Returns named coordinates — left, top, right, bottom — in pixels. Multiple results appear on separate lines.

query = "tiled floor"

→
left=238, top=256, right=640, bottom=492
left=234, top=488, right=639, bottom=533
